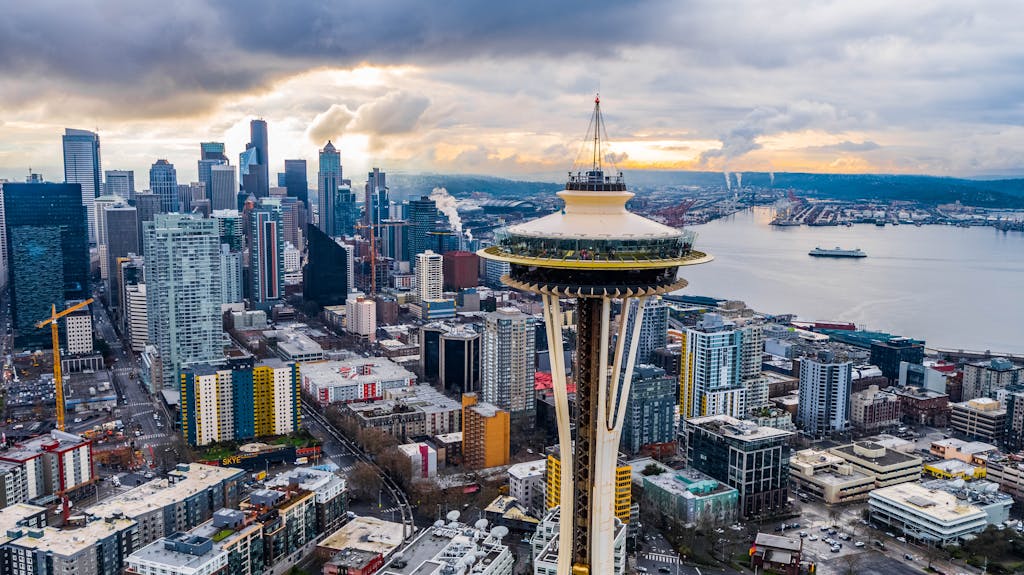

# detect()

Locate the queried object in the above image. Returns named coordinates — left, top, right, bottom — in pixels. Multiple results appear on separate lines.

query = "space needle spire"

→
left=480, top=98, right=712, bottom=575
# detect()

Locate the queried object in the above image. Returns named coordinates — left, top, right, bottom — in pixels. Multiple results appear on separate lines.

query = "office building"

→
left=893, top=386, right=951, bottom=427
left=950, top=398, right=1006, bottom=443
left=3, top=182, right=89, bottom=348
left=303, top=225, right=348, bottom=307
left=483, top=257, right=510, bottom=288
left=421, top=324, right=481, bottom=394
left=442, top=250, right=479, bottom=290
left=364, top=167, right=388, bottom=227
left=239, top=119, right=269, bottom=198
left=278, top=196, right=305, bottom=250
left=133, top=193, right=161, bottom=251
left=317, top=141, right=343, bottom=234
left=962, top=358, right=1023, bottom=401
left=415, top=250, right=443, bottom=301
left=302, top=358, right=416, bottom=406
left=248, top=204, right=284, bottom=309
left=482, top=307, right=536, bottom=426
left=283, top=159, right=308, bottom=206
left=62, top=128, right=102, bottom=244
left=850, top=385, right=902, bottom=432
left=789, top=449, right=875, bottom=504
left=870, top=337, right=924, bottom=382
left=545, top=449, right=632, bottom=523
left=64, top=306, right=94, bottom=355
left=868, top=482, right=989, bottom=546
left=332, top=184, right=357, bottom=238
left=148, top=159, right=178, bottom=213
left=508, top=460, right=548, bottom=518
left=620, top=365, right=677, bottom=455
left=828, top=441, right=923, bottom=487
left=94, top=194, right=123, bottom=282
left=685, top=415, right=793, bottom=518
left=796, top=353, right=852, bottom=437
left=198, top=142, right=228, bottom=198
left=462, top=393, right=510, bottom=469
left=103, top=204, right=140, bottom=299
left=144, top=214, right=223, bottom=390
left=208, top=164, right=237, bottom=211
left=104, top=169, right=135, bottom=199
left=406, top=196, right=438, bottom=267
left=679, top=314, right=746, bottom=419
left=639, top=467, right=739, bottom=527
left=180, top=359, right=300, bottom=447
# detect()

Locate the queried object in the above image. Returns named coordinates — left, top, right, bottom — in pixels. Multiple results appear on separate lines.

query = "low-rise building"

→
left=303, top=359, right=416, bottom=406
left=750, top=533, right=802, bottom=575
left=893, top=386, right=950, bottom=427
left=868, top=482, right=989, bottom=545
left=923, top=459, right=986, bottom=480
left=341, top=385, right=461, bottom=440
left=640, top=468, right=739, bottom=527
left=828, top=441, right=922, bottom=488
left=929, top=439, right=998, bottom=464
left=188, top=510, right=264, bottom=575
left=377, top=517, right=514, bottom=575
left=789, top=449, right=874, bottom=504
left=266, top=468, right=348, bottom=537
left=980, top=454, right=1024, bottom=500
left=951, top=398, right=1006, bottom=443
left=849, top=385, right=901, bottom=432
left=316, top=516, right=405, bottom=560
left=920, top=478, right=1013, bottom=526
left=126, top=532, right=228, bottom=575
left=397, top=443, right=438, bottom=480
left=323, top=548, right=384, bottom=575
left=508, top=460, right=547, bottom=519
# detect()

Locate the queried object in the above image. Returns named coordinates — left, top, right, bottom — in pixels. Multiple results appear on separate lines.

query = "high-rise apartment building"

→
left=180, top=359, right=300, bottom=447
left=239, top=120, right=269, bottom=198
left=104, top=169, right=134, bottom=199
left=482, top=307, right=536, bottom=426
left=144, top=214, right=223, bottom=390
left=211, top=209, right=244, bottom=252
left=283, top=159, right=308, bottom=206
left=620, top=365, right=678, bottom=455
left=94, top=194, right=125, bottom=282
left=220, top=245, right=243, bottom=304
left=248, top=203, right=284, bottom=309
left=3, top=182, right=89, bottom=348
left=64, top=306, right=94, bottom=355
left=345, top=297, right=377, bottom=341
left=796, top=353, right=852, bottom=438
left=685, top=415, right=793, bottom=518
left=317, top=141, right=343, bottom=234
left=416, top=250, right=443, bottom=301
left=62, top=128, right=102, bottom=244
left=303, top=225, right=348, bottom=307
left=132, top=193, right=160, bottom=253
left=545, top=449, right=632, bottom=524
left=680, top=314, right=746, bottom=419
left=407, top=195, right=438, bottom=267
left=624, top=297, right=669, bottom=364
left=962, top=358, right=1023, bottom=401
left=461, top=392, right=510, bottom=469
left=364, top=168, right=388, bottom=227
left=149, top=159, right=178, bottom=213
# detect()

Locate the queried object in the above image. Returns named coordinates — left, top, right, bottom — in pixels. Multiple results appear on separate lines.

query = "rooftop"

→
left=319, top=516, right=405, bottom=555
left=687, top=414, right=794, bottom=442
left=507, top=459, right=546, bottom=480
left=643, top=468, right=738, bottom=498
left=86, top=463, right=242, bottom=520
left=0, top=430, right=89, bottom=462
left=378, top=520, right=509, bottom=575
left=831, top=442, right=922, bottom=468
left=347, top=385, right=461, bottom=417
left=870, top=483, right=987, bottom=522
left=302, top=358, right=416, bottom=387
left=9, top=517, right=137, bottom=556
left=0, top=503, right=46, bottom=545
left=128, top=533, right=225, bottom=569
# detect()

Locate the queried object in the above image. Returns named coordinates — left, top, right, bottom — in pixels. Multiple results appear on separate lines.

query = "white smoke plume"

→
left=735, top=172, right=743, bottom=189
left=723, top=170, right=731, bottom=190
left=465, top=228, right=473, bottom=242
left=769, top=171, right=775, bottom=186
left=429, top=186, right=462, bottom=232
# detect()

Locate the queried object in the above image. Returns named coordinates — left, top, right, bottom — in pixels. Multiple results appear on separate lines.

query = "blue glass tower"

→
left=149, top=159, right=178, bottom=213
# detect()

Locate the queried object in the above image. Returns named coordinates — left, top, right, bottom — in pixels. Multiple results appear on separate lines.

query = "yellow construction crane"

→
left=36, top=298, right=94, bottom=431
left=354, top=221, right=407, bottom=296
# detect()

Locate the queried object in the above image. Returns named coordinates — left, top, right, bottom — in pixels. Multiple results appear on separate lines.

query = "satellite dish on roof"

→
left=491, top=526, right=509, bottom=540
left=447, top=510, right=461, bottom=522
left=434, top=520, right=445, bottom=527
left=475, top=519, right=488, bottom=530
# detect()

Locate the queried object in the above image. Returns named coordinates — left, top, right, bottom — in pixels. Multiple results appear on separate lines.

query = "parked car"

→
left=854, top=542, right=865, bottom=548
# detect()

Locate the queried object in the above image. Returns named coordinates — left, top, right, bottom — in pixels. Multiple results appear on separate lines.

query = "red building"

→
left=323, top=548, right=384, bottom=575
left=750, top=533, right=803, bottom=575
left=442, top=251, right=479, bottom=291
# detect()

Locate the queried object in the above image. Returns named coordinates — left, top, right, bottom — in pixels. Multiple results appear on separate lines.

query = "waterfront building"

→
left=684, top=415, right=793, bottom=518
left=62, top=128, right=102, bottom=244
left=796, top=353, right=852, bottom=437
left=144, top=214, right=223, bottom=390
left=462, top=393, right=510, bottom=469
left=482, top=307, right=536, bottom=426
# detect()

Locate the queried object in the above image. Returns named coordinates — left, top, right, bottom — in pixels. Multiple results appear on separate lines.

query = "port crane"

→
left=35, top=298, right=94, bottom=432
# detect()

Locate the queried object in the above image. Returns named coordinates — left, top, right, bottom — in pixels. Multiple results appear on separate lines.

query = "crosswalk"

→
left=379, top=506, right=401, bottom=514
left=337, top=463, right=357, bottom=474
left=643, top=552, right=680, bottom=565
left=136, top=433, right=168, bottom=442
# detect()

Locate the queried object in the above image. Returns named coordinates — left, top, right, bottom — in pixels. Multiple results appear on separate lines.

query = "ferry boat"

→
left=808, top=246, right=867, bottom=258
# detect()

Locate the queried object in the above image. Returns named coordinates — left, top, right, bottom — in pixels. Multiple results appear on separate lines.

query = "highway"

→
left=301, top=398, right=416, bottom=538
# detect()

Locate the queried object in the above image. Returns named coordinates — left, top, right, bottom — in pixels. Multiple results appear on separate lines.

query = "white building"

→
left=346, top=297, right=377, bottom=341
left=125, top=284, right=149, bottom=352
left=680, top=314, right=745, bottom=419
left=797, top=354, right=852, bottom=437
left=868, top=482, right=989, bottom=545
left=531, top=507, right=625, bottom=575
left=283, top=241, right=301, bottom=272
left=302, top=358, right=416, bottom=405
left=0, top=430, right=94, bottom=501
left=415, top=250, right=443, bottom=301
left=64, top=308, right=94, bottom=355
left=482, top=307, right=536, bottom=424
left=126, top=532, right=228, bottom=575
left=398, top=442, right=438, bottom=479
left=378, top=516, right=514, bottom=575
left=508, top=459, right=547, bottom=518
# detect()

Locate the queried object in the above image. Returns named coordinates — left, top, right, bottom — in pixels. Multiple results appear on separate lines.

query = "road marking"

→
left=644, top=553, right=680, bottom=564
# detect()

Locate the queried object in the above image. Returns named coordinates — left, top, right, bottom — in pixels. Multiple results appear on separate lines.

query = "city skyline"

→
left=1, top=2, right=1023, bottom=186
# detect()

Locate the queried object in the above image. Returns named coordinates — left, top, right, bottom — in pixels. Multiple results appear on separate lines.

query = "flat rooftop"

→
left=871, top=483, right=986, bottom=522
left=643, top=468, right=737, bottom=498
left=347, top=385, right=460, bottom=417
left=0, top=430, right=89, bottom=462
left=507, top=459, right=546, bottom=480
left=8, top=518, right=137, bottom=556
left=0, top=503, right=46, bottom=545
left=378, top=522, right=507, bottom=575
left=687, top=414, right=794, bottom=442
left=302, top=358, right=415, bottom=386
left=319, top=516, right=405, bottom=555
left=831, top=442, right=922, bottom=468
left=129, top=536, right=224, bottom=569
left=86, top=463, right=242, bottom=519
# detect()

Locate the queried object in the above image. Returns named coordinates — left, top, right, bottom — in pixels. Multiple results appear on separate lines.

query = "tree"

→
left=348, top=462, right=380, bottom=500
left=642, top=463, right=665, bottom=476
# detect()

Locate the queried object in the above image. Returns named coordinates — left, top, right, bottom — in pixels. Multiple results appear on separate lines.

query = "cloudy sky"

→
left=1, top=0, right=1022, bottom=188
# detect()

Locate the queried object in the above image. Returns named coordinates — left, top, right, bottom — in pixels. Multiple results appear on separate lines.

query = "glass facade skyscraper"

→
left=406, top=195, right=438, bottom=269
left=317, top=140, right=342, bottom=235
left=144, top=214, right=223, bottom=390
left=303, top=224, right=349, bottom=307
left=248, top=202, right=284, bottom=309
left=240, top=120, right=269, bottom=198
left=364, top=167, right=388, bottom=227
left=283, top=159, right=308, bottom=206
left=149, top=159, right=178, bottom=213
left=104, top=169, right=134, bottom=200
left=62, top=128, right=102, bottom=244
left=2, top=182, right=89, bottom=348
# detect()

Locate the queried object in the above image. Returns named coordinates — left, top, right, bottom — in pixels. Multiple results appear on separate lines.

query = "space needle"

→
left=479, top=97, right=712, bottom=575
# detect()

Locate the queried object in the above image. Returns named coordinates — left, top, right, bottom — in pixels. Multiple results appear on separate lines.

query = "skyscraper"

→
left=149, top=159, right=178, bottom=213
left=406, top=195, right=438, bottom=268
left=797, top=353, right=852, bottom=438
left=283, top=159, right=308, bottom=206
left=198, top=142, right=228, bottom=197
left=144, top=214, right=223, bottom=390
left=104, top=169, right=134, bottom=200
left=209, top=164, right=237, bottom=211
left=132, top=193, right=160, bottom=253
left=482, top=307, right=536, bottom=426
left=624, top=297, right=669, bottom=364
left=317, top=141, right=342, bottom=235
left=680, top=314, right=746, bottom=419
left=240, top=120, right=269, bottom=198
left=364, top=168, right=388, bottom=227
left=248, top=202, right=284, bottom=309
left=333, top=184, right=357, bottom=237
left=620, top=365, right=678, bottom=456
left=94, top=194, right=125, bottom=282
left=303, top=224, right=348, bottom=307
left=3, top=183, right=89, bottom=348
left=415, top=250, right=443, bottom=301
left=103, top=204, right=139, bottom=302
left=200, top=142, right=227, bottom=161
left=62, top=129, right=102, bottom=244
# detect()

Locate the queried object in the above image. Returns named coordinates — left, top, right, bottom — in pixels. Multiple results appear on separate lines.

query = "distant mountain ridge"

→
left=390, top=171, right=1024, bottom=208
